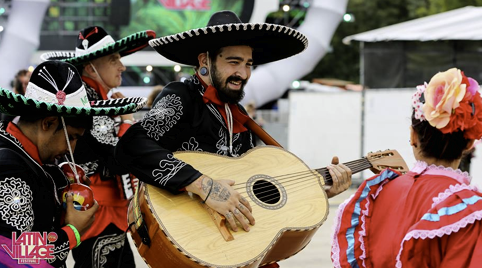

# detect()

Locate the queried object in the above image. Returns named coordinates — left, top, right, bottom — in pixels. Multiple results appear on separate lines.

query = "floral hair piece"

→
left=411, top=68, right=482, bottom=140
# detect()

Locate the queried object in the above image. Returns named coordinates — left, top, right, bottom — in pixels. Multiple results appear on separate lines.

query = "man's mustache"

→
left=226, top=76, right=247, bottom=86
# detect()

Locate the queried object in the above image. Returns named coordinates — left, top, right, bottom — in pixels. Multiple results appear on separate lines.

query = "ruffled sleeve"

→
left=397, top=189, right=482, bottom=268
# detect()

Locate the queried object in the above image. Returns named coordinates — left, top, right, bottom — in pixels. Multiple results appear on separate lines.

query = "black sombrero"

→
left=41, top=26, right=156, bottom=66
left=0, top=61, right=146, bottom=117
left=149, top=10, right=308, bottom=66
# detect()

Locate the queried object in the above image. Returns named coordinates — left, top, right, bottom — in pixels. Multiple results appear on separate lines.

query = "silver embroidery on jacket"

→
left=91, top=116, right=119, bottom=146
left=179, top=137, right=202, bottom=152
left=152, top=154, right=186, bottom=186
left=141, top=94, right=183, bottom=141
left=0, top=177, right=34, bottom=232
left=92, top=233, right=126, bottom=268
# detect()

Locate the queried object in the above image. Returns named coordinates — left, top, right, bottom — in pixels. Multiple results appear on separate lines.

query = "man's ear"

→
left=41, top=116, right=59, bottom=131
left=197, top=53, right=208, bottom=67
left=82, top=62, right=95, bottom=78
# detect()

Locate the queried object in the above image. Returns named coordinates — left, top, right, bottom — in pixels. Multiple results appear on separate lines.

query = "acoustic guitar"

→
left=128, top=146, right=408, bottom=268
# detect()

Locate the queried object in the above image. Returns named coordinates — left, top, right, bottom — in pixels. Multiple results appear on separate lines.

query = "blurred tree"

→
left=303, top=0, right=482, bottom=83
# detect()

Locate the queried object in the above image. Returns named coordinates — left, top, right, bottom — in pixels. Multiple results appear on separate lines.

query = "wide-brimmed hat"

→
left=149, top=10, right=308, bottom=66
left=0, top=61, right=146, bottom=117
left=41, top=26, right=156, bottom=66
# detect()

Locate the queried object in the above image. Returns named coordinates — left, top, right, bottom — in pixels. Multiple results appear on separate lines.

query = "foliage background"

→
left=306, top=0, right=482, bottom=83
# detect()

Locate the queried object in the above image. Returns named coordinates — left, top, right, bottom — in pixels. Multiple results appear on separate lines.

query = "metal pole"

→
left=360, top=42, right=365, bottom=158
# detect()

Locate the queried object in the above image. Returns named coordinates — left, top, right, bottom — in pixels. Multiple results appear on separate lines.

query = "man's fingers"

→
left=238, top=203, right=255, bottom=225
left=65, top=192, right=75, bottom=211
left=233, top=208, right=251, bottom=231
left=239, top=196, right=252, bottom=213
left=225, top=211, right=238, bottom=232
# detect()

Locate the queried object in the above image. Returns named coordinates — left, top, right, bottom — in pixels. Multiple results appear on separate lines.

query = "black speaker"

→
left=109, top=0, right=131, bottom=27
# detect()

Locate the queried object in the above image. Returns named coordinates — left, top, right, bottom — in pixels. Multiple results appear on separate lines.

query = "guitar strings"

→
left=231, top=159, right=371, bottom=192
left=231, top=158, right=369, bottom=188
left=231, top=161, right=372, bottom=207
left=232, top=161, right=371, bottom=194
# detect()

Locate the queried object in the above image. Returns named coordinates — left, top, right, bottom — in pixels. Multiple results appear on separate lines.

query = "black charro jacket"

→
left=0, top=122, right=72, bottom=267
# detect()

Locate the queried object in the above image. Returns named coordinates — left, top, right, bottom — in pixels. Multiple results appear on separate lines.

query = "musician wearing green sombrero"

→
left=42, top=26, right=155, bottom=267
left=0, top=60, right=146, bottom=268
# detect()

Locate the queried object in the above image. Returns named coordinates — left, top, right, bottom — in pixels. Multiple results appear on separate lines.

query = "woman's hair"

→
left=411, top=110, right=469, bottom=161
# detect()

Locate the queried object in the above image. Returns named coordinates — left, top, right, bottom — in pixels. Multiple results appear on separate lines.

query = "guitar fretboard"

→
left=315, top=158, right=372, bottom=185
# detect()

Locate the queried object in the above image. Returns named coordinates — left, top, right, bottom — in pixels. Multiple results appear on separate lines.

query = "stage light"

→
left=143, top=76, right=151, bottom=84
left=0, top=8, right=5, bottom=15
left=28, top=66, right=35, bottom=72
left=0, top=26, right=3, bottom=32
left=343, top=13, right=355, bottom=22
left=146, top=65, right=153, bottom=72
left=282, top=5, right=290, bottom=12
left=292, top=80, right=301, bottom=89
left=173, top=65, right=181, bottom=72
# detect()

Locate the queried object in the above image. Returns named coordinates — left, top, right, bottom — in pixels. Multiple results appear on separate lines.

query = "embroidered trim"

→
left=152, top=154, right=187, bottom=186
left=92, top=233, right=126, bottom=268
left=149, top=23, right=309, bottom=49
left=396, top=210, right=482, bottom=268
left=91, top=116, right=119, bottom=146
left=331, top=195, right=353, bottom=268
left=431, top=183, right=477, bottom=209
left=179, top=137, right=202, bottom=151
left=412, top=160, right=471, bottom=184
left=141, top=94, right=183, bottom=141
left=48, top=241, right=70, bottom=264
left=0, top=177, right=34, bottom=232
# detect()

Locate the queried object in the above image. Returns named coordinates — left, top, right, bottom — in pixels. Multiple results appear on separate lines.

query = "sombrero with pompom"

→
left=149, top=10, right=308, bottom=66
left=0, top=61, right=146, bottom=117
left=41, top=26, right=156, bottom=66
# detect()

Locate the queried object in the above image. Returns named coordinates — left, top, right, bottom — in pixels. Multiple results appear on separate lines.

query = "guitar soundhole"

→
left=246, top=175, right=287, bottom=210
left=253, top=180, right=280, bottom=204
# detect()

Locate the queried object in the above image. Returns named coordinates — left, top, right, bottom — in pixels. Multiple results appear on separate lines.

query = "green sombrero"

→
left=41, top=26, right=156, bottom=66
left=0, top=61, right=146, bottom=117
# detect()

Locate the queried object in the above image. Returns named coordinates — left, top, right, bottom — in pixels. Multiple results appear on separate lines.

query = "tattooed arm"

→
left=185, top=175, right=255, bottom=232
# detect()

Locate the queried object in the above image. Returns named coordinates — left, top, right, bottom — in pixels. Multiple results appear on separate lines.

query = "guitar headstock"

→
left=366, top=149, right=409, bottom=174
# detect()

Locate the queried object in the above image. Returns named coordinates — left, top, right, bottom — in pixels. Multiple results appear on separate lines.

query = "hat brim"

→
left=0, top=88, right=146, bottom=117
left=149, top=23, right=308, bottom=66
left=41, top=30, right=156, bottom=65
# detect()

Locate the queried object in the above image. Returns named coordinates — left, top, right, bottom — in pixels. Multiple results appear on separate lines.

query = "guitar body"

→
left=130, top=146, right=329, bottom=268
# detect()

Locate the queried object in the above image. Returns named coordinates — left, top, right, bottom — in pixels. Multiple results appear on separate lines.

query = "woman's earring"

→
left=200, top=66, right=209, bottom=76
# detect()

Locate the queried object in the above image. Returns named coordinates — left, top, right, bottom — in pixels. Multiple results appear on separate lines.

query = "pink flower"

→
left=467, top=77, right=479, bottom=97
left=423, top=68, right=467, bottom=129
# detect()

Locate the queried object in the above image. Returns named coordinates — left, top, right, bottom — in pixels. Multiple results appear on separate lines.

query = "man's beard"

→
left=211, top=65, right=246, bottom=104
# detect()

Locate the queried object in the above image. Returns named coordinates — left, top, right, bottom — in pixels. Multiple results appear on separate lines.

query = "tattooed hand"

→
left=185, top=175, right=255, bottom=232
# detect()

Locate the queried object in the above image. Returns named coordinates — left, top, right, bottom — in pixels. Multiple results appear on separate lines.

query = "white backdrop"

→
left=288, top=89, right=482, bottom=188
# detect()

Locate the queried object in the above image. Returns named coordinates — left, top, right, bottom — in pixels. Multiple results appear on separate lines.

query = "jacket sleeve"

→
left=115, top=82, right=202, bottom=194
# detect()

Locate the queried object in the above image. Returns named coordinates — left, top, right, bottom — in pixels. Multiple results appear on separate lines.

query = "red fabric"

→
left=197, top=74, right=249, bottom=133
left=6, top=122, right=43, bottom=165
left=118, top=123, right=131, bottom=137
left=334, top=171, right=482, bottom=268
left=82, top=76, right=108, bottom=100
left=62, top=225, right=78, bottom=250
left=80, top=173, right=129, bottom=240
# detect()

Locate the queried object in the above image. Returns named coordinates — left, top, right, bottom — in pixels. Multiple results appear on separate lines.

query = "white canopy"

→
left=343, top=6, right=482, bottom=44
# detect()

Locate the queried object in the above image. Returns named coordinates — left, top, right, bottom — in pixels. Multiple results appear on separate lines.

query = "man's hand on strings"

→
left=325, top=156, right=352, bottom=198
left=186, top=175, right=255, bottom=232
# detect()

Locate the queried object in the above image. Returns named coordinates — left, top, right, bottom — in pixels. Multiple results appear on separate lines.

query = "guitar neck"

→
left=315, top=158, right=372, bottom=185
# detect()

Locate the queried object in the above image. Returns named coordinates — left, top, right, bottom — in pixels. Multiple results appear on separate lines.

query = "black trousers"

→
left=72, top=223, right=135, bottom=268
